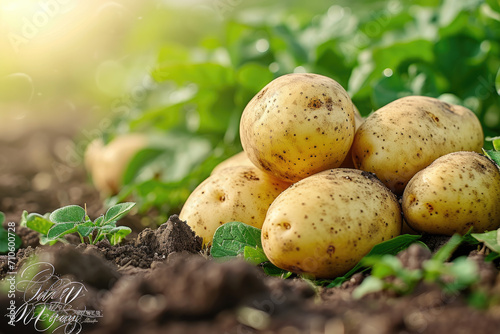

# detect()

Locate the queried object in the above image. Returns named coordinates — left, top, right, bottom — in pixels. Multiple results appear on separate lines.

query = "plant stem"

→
left=78, top=233, right=85, bottom=244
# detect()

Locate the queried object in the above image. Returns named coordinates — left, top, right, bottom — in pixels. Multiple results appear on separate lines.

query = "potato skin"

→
left=402, top=151, right=500, bottom=235
left=210, top=151, right=254, bottom=175
left=179, top=166, right=291, bottom=245
left=261, top=168, right=402, bottom=279
left=240, top=73, right=355, bottom=183
left=352, top=96, right=483, bottom=194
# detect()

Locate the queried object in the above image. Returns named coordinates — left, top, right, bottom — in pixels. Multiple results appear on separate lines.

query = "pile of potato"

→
left=97, top=73, right=500, bottom=279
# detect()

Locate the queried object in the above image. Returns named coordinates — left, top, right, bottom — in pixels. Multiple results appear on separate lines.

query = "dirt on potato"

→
left=2, top=125, right=500, bottom=334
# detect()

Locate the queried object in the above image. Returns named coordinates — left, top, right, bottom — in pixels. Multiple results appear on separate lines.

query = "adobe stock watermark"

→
left=51, top=72, right=157, bottom=182
left=6, top=261, right=102, bottom=334
left=209, top=0, right=244, bottom=20
left=7, top=0, right=76, bottom=53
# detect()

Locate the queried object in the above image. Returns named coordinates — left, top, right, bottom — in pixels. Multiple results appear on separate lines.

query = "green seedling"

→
left=353, top=234, right=479, bottom=299
left=21, top=203, right=135, bottom=245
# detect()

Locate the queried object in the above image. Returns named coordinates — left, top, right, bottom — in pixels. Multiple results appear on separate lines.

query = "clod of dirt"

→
left=136, top=214, right=202, bottom=255
left=22, top=245, right=121, bottom=290
left=419, top=234, right=451, bottom=253
left=398, top=243, right=432, bottom=270
left=92, top=253, right=267, bottom=334
left=468, top=250, right=497, bottom=287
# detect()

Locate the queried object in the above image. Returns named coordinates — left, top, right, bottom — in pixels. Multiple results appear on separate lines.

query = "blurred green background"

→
left=1, top=0, right=499, bottom=220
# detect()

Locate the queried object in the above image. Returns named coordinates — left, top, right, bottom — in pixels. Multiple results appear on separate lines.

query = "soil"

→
left=2, top=126, right=500, bottom=334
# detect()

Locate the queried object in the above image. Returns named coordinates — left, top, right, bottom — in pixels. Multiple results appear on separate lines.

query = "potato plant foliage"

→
left=96, top=1, right=500, bottom=216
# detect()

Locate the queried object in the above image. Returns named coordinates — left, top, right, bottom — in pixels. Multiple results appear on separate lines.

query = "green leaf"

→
left=47, top=222, right=78, bottom=240
left=243, top=246, right=268, bottom=266
left=0, top=226, right=22, bottom=253
left=104, top=202, right=136, bottom=224
left=471, top=230, right=500, bottom=253
left=432, top=234, right=463, bottom=262
left=108, top=226, right=132, bottom=245
left=353, top=276, right=385, bottom=299
left=485, top=252, right=500, bottom=262
left=363, top=255, right=402, bottom=278
left=261, top=262, right=292, bottom=278
left=0, top=212, right=4, bottom=225
left=24, top=213, right=54, bottom=235
left=211, top=222, right=263, bottom=259
left=326, top=234, right=422, bottom=287
left=483, top=150, right=500, bottom=166
left=49, top=205, right=85, bottom=224
left=94, top=215, right=104, bottom=226
left=77, top=221, right=95, bottom=238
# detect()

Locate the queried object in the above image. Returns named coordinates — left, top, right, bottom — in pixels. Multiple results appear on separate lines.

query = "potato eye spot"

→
left=327, top=245, right=335, bottom=255
left=425, top=202, right=434, bottom=213
left=283, top=222, right=291, bottom=230
left=307, top=98, right=323, bottom=109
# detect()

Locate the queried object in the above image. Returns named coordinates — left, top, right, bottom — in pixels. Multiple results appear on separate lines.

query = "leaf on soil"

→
left=432, top=233, right=463, bottom=262
left=262, top=263, right=293, bottom=278
left=243, top=245, right=268, bottom=266
left=104, top=202, right=136, bottom=224
left=211, top=221, right=262, bottom=259
left=49, top=205, right=85, bottom=224
left=352, top=276, right=385, bottom=299
left=326, top=234, right=422, bottom=287
left=108, top=226, right=132, bottom=245
left=471, top=229, right=500, bottom=253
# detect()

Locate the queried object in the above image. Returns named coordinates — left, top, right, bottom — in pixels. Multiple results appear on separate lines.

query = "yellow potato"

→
left=402, top=151, right=500, bottom=235
left=240, top=73, right=356, bottom=183
left=180, top=165, right=291, bottom=245
left=84, top=134, right=147, bottom=195
left=261, top=168, right=402, bottom=279
left=210, top=151, right=254, bottom=175
left=352, top=96, right=483, bottom=194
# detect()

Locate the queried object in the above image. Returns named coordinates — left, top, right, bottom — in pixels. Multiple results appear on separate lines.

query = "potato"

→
left=240, top=73, right=356, bottom=183
left=84, top=134, right=147, bottom=195
left=180, top=165, right=291, bottom=245
left=210, top=151, right=254, bottom=175
left=261, top=168, right=402, bottom=279
left=352, top=96, right=483, bottom=194
left=402, top=151, right=500, bottom=235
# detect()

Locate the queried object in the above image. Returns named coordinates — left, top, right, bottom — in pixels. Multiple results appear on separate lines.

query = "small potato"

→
left=84, top=134, right=147, bottom=195
left=261, top=168, right=402, bottom=279
left=402, top=151, right=500, bottom=235
left=180, top=165, right=291, bottom=245
left=240, top=73, right=356, bottom=183
left=211, top=151, right=254, bottom=175
left=352, top=96, right=483, bottom=194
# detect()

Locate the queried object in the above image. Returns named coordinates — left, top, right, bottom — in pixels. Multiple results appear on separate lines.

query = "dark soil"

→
left=2, top=126, right=500, bottom=334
